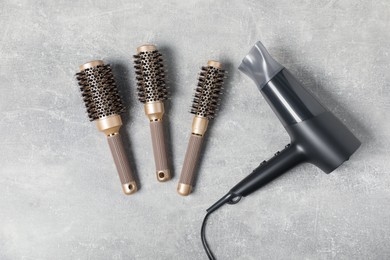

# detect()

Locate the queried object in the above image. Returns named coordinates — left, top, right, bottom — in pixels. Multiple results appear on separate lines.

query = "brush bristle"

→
left=190, top=65, right=225, bottom=119
left=133, top=50, right=168, bottom=103
left=75, top=64, right=125, bottom=121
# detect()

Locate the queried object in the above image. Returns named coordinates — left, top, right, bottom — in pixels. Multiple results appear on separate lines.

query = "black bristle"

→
left=75, top=64, right=125, bottom=121
left=190, top=65, right=226, bottom=119
left=133, top=49, right=168, bottom=103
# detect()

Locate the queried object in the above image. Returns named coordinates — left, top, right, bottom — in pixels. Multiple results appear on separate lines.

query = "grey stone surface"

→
left=0, top=0, right=389, bottom=259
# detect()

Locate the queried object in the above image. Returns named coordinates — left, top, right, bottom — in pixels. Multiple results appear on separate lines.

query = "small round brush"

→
left=177, top=61, right=226, bottom=196
left=133, top=44, right=171, bottom=182
left=76, top=60, right=137, bottom=195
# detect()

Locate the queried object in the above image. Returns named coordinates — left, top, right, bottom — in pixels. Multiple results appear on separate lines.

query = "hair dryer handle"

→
left=230, top=144, right=305, bottom=197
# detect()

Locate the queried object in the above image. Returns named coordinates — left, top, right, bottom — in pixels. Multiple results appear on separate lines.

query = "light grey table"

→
left=1, top=1, right=389, bottom=259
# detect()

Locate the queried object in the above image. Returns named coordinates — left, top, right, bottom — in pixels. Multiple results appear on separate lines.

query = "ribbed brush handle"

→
left=150, top=120, right=171, bottom=182
left=177, top=134, right=204, bottom=196
left=107, top=133, right=137, bottom=195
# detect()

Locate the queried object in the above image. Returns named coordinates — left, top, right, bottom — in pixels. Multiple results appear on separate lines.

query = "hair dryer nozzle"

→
left=238, top=41, right=284, bottom=90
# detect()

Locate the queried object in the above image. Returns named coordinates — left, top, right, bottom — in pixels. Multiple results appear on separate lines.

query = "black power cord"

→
left=201, top=211, right=215, bottom=260
left=201, top=195, right=242, bottom=259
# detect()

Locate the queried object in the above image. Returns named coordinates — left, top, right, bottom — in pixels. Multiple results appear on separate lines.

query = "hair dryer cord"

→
left=201, top=211, right=215, bottom=260
left=201, top=195, right=242, bottom=259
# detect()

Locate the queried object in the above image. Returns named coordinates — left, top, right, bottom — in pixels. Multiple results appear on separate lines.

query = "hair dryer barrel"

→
left=261, top=69, right=327, bottom=126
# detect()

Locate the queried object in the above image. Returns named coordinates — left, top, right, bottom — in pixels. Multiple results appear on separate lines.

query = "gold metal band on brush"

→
left=134, top=44, right=171, bottom=182
left=77, top=60, right=138, bottom=195
left=144, top=101, right=164, bottom=121
left=177, top=60, right=225, bottom=196
left=192, top=116, right=209, bottom=136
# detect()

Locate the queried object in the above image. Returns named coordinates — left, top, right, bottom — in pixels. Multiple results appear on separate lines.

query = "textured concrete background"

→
left=0, top=0, right=389, bottom=259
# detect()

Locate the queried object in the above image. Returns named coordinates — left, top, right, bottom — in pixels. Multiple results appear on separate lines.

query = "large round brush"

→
left=76, top=60, right=137, bottom=195
left=177, top=61, right=226, bottom=196
left=133, top=44, right=171, bottom=182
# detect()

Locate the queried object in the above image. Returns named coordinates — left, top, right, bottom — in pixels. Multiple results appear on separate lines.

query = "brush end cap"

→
left=177, top=183, right=192, bottom=196
left=137, top=44, right=157, bottom=53
left=79, top=60, right=104, bottom=71
left=122, top=181, right=138, bottom=195
left=207, top=60, right=222, bottom=69
left=156, top=169, right=171, bottom=182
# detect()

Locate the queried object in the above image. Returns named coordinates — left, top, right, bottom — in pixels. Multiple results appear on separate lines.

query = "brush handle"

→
left=150, top=120, right=171, bottom=182
left=107, top=133, right=137, bottom=195
left=177, top=134, right=204, bottom=196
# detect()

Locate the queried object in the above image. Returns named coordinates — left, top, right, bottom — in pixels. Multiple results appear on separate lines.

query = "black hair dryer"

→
left=208, top=41, right=361, bottom=211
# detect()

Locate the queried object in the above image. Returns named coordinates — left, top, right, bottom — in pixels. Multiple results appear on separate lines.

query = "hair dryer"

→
left=201, top=41, right=361, bottom=259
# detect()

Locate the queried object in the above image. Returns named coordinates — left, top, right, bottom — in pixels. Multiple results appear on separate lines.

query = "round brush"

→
left=133, top=44, right=171, bottom=182
left=76, top=60, right=137, bottom=195
left=177, top=61, right=226, bottom=196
